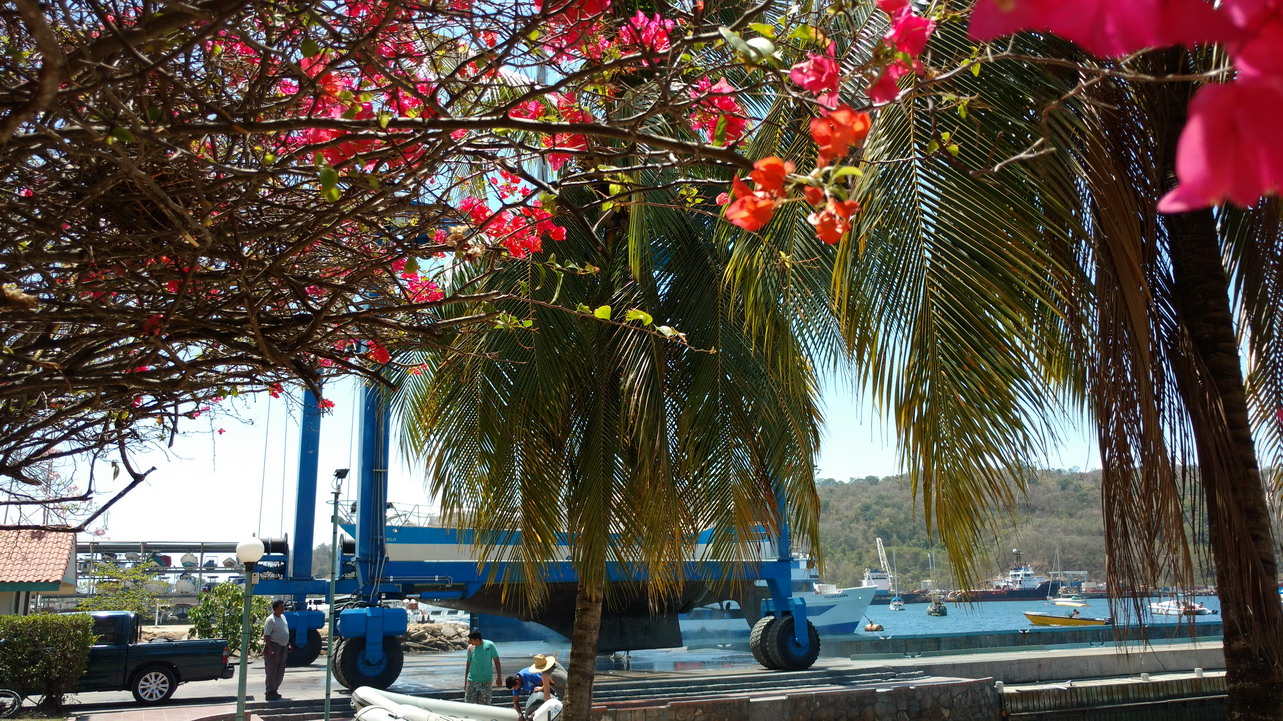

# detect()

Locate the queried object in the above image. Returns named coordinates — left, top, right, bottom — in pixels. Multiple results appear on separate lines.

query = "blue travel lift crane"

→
left=251, top=384, right=820, bottom=689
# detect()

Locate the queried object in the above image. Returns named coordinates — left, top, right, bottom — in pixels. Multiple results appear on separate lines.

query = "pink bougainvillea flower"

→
left=810, top=105, right=872, bottom=165
left=968, top=0, right=1234, bottom=58
left=885, top=12, right=935, bottom=57
left=876, top=0, right=911, bottom=17
left=509, top=99, right=545, bottom=119
left=1221, top=0, right=1283, bottom=78
left=1157, top=77, right=1283, bottom=213
left=868, top=61, right=910, bottom=104
left=789, top=44, right=841, bottom=107
left=620, top=11, right=675, bottom=58
left=689, top=77, right=748, bottom=145
left=726, top=177, right=778, bottom=231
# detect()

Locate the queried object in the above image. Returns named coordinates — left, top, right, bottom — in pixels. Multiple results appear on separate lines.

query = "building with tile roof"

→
left=0, top=529, right=77, bottom=615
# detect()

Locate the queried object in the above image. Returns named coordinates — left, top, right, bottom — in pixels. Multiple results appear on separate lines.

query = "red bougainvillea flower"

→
left=808, top=198, right=861, bottom=244
left=726, top=177, right=778, bottom=231
left=968, top=0, right=1234, bottom=58
left=789, top=44, right=841, bottom=107
left=810, top=106, right=873, bottom=165
left=1157, top=77, right=1283, bottom=213
left=803, top=186, right=826, bottom=206
left=749, top=156, right=795, bottom=197
left=689, top=77, right=748, bottom=145
left=366, top=340, right=392, bottom=364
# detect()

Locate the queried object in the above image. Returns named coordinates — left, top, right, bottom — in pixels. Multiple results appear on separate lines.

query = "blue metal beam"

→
left=291, top=389, right=324, bottom=581
left=355, top=383, right=390, bottom=604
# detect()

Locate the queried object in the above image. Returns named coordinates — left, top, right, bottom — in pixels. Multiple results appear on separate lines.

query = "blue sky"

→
left=87, top=377, right=1098, bottom=545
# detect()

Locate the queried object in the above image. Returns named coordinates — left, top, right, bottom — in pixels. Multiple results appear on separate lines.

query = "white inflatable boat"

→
left=351, top=686, right=562, bottom=721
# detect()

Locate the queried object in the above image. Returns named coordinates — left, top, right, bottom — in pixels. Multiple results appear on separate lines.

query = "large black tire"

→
left=130, top=665, right=177, bottom=704
left=764, top=615, right=820, bottom=671
left=333, top=636, right=404, bottom=690
left=331, top=639, right=352, bottom=690
left=287, top=629, right=323, bottom=666
left=748, top=616, right=780, bottom=669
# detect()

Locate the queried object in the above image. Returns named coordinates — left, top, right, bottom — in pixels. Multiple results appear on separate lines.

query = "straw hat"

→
left=532, top=654, right=557, bottom=672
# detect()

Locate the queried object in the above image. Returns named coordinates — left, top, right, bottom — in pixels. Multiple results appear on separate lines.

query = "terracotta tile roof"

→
left=0, top=529, right=75, bottom=583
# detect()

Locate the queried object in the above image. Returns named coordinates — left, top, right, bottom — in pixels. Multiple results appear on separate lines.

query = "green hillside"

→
left=814, top=467, right=1220, bottom=591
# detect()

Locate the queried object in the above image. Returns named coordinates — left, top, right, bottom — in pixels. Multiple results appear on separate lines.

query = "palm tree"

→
left=737, top=12, right=1283, bottom=719
left=391, top=182, right=839, bottom=720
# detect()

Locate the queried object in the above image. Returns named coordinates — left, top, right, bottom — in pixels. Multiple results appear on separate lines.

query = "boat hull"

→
left=680, top=584, right=877, bottom=643
left=1023, top=611, right=1110, bottom=627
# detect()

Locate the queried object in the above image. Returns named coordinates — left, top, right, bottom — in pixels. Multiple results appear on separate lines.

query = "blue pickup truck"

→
left=77, top=612, right=233, bottom=704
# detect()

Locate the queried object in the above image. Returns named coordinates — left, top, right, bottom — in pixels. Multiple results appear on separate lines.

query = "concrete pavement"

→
left=60, top=639, right=1228, bottom=721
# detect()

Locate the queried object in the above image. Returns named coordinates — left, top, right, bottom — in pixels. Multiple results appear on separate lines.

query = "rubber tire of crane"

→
left=764, top=615, right=821, bottom=671
left=333, top=636, right=404, bottom=690
left=748, top=616, right=781, bottom=670
left=287, top=629, right=324, bottom=667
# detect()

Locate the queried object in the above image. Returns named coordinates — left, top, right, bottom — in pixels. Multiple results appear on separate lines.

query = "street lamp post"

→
left=325, top=469, right=348, bottom=721
left=235, top=538, right=265, bottom=721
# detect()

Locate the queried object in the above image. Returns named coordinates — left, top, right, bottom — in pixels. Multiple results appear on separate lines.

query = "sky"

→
left=81, top=376, right=1099, bottom=547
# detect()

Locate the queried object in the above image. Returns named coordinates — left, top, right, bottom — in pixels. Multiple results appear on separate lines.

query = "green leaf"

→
left=576, top=304, right=591, bottom=313
left=593, top=305, right=612, bottom=319
left=625, top=309, right=654, bottom=326
left=110, top=127, right=135, bottom=144
left=319, top=167, right=340, bottom=202
left=302, top=38, right=321, bottom=58
left=378, top=110, right=393, bottom=129
left=403, top=257, right=420, bottom=274
left=718, top=27, right=753, bottom=57
left=748, top=23, right=776, bottom=39
left=970, top=62, right=981, bottom=77
left=832, top=166, right=864, bottom=180
left=714, top=115, right=729, bottom=146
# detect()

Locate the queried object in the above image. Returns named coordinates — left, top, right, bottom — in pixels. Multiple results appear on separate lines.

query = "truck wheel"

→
left=748, top=616, right=780, bottom=670
left=287, top=629, right=324, bottom=667
left=764, top=615, right=820, bottom=671
left=333, top=637, right=403, bottom=690
left=131, top=666, right=177, bottom=704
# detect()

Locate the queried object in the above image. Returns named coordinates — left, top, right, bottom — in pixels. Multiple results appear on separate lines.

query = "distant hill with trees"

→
left=814, top=467, right=1220, bottom=592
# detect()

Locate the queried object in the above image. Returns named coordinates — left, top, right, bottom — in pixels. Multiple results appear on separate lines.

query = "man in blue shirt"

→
left=505, top=654, right=566, bottom=718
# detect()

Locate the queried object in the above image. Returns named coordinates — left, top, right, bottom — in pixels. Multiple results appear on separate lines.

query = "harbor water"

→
left=859, top=595, right=1223, bottom=637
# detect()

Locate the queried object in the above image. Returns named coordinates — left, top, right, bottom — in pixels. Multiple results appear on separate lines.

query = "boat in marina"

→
left=926, top=592, right=948, bottom=616
left=1150, top=597, right=1215, bottom=616
left=1023, top=610, right=1111, bottom=627
left=679, top=559, right=877, bottom=643
left=946, top=549, right=1062, bottom=602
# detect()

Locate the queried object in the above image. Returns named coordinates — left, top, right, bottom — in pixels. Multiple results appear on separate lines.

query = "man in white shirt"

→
left=262, top=600, right=291, bottom=700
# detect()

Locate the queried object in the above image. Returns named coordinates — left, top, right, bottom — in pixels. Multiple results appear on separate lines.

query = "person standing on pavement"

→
left=464, top=629, right=502, bottom=705
left=262, top=600, right=291, bottom=701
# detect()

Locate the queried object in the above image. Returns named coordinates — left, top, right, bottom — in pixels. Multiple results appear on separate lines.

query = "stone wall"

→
left=594, top=677, right=1000, bottom=721
left=828, top=624, right=1224, bottom=658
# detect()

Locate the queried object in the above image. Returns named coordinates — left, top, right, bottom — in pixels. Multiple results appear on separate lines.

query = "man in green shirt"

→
left=464, top=629, right=502, bottom=705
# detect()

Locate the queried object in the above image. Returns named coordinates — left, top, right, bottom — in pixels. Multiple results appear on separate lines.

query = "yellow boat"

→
left=1023, top=610, right=1111, bottom=627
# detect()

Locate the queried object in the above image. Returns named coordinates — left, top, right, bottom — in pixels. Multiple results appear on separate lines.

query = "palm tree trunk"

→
left=1166, top=211, right=1283, bottom=720
left=562, top=575, right=604, bottom=721
left=1160, top=81, right=1283, bottom=719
